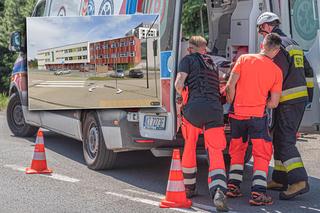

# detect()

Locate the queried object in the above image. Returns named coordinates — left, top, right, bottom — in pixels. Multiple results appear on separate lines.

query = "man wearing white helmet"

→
left=256, top=11, right=314, bottom=200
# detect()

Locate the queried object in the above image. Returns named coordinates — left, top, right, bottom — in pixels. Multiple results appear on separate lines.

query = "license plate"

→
left=143, top=115, right=166, bottom=130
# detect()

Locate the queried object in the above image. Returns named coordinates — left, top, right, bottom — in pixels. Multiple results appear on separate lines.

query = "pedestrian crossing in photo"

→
left=34, top=81, right=86, bottom=88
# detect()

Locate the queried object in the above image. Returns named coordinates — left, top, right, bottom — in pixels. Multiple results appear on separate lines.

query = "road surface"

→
left=0, top=111, right=320, bottom=212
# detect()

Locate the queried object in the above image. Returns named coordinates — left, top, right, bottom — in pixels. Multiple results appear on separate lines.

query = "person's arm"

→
left=175, top=72, right=188, bottom=95
left=304, top=56, right=314, bottom=103
left=225, top=56, right=242, bottom=103
left=267, top=66, right=283, bottom=109
left=225, top=72, right=240, bottom=103
left=267, top=92, right=281, bottom=109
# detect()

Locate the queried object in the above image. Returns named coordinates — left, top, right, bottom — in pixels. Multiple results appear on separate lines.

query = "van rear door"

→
left=286, top=0, right=320, bottom=130
left=137, top=0, right=181, bottom=140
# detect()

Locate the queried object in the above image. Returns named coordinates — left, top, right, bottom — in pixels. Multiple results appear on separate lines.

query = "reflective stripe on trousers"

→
left=283, top=157, right=304, bottom=172
left=182, top=167, right=197, bottom=187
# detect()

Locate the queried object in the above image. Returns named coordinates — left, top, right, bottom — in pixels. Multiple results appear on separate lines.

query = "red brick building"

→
left=89, top=35, right=141, bottom=70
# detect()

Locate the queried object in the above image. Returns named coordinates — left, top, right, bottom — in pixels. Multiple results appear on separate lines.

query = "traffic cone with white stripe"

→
left=160, top=149, right=192, bottom=208
left=26, top=130, right=52, bottom=174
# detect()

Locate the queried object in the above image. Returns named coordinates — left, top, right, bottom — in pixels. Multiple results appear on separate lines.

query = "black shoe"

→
left=185, top=187, right=198, bottom=198
left=226, top=184, right=243, bottom=198
left=213, top=188, right=229, bottom=212
left=249, top=192, right=273, bottom=206
left=279, top=181, right=309, bottom=200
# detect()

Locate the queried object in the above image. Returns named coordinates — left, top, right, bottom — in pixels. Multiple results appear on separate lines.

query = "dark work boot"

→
left=185, top=187, right=198, bottom=198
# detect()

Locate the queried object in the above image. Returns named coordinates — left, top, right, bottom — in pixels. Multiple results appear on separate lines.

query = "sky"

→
left=27, top=14, right=159, bottom=60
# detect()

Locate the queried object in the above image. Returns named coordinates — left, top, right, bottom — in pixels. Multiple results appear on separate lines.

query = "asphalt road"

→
left=1, top=111, right=320, bottom=213
left=28, top=70, right=160, bottom=110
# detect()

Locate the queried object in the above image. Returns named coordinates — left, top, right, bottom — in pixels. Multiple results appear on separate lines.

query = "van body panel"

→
left=9, top=0, right=320, bottom=158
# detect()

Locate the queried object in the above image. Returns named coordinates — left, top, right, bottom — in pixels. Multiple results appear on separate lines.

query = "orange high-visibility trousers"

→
left=181, top=117, right=227, bottom=196
left=228, top=115, right=273, bottom=193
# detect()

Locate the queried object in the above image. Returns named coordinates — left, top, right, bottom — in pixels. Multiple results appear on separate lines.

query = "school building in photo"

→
left=36, top=35, right=141, bottom=71
left=89, top=35, right=142, bottom=71
left=37, top=42, right=89, bottom=70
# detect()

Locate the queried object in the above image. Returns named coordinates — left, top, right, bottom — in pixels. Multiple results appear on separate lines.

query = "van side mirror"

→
left=9, top=32, right=22, bottom=52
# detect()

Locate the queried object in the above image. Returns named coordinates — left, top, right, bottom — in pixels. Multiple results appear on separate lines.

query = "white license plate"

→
left=143, top=115, right=166, bottom=130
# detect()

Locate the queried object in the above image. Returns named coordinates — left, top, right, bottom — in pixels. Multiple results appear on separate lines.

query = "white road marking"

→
left=45, top=81, right=85, bottom=83
left=106, top=191, right=204, bottom=213
left=4, top=164, right=80, bottom=183
left=34, top=80, right=86, bottom=88
left=124, top=189, right=163, bottom=199
left=301, top=206, right=320, bottom=212
left=260, top=208, right=271, bottom=213
left=123, top=189, right=238, bottom=213
left=40, top=82, right=85, bottom=84
left=36, top=85, right=85, bottom=88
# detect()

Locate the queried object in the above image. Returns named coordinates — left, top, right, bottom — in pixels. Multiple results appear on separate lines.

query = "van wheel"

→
left=6, top=93, right=38, bottom=137
left=82, top=112, right=117, bottom=170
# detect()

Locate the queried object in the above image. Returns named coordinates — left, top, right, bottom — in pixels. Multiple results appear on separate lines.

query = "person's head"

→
left=256, top=12, right=281, bottom=37
left=188, top=36, right=207, bottom=54
left=260, top=33, right=281, bottom=58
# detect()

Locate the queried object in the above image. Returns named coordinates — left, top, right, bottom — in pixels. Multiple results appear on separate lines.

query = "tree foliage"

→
left=182, top=0, right=208, bottom=39
left=0, top=0, right=36, bottom=94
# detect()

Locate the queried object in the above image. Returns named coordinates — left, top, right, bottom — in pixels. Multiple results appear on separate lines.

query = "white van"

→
left=7, top=0, right=320, bottom=170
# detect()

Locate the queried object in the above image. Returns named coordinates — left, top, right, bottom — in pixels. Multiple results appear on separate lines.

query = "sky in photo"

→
left=27, top=14, right=159, bottom=60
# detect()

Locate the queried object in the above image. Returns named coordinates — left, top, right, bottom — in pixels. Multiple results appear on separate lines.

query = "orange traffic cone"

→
left=26, top=130, right=52, bottom=174
left=160, top=149, right=192, bottom=208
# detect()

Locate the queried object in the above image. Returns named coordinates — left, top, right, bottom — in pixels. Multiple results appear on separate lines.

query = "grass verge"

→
left=0, top=93, right=8, bottom=111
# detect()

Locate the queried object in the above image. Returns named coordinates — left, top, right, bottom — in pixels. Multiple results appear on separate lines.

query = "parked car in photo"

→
left=110, top=69, right=125, bottom=78
left=129, top=69, right=144, bottom=78
left=80, top=66, right=89, bottom=72
left=54, top=70, right=71, bottom=75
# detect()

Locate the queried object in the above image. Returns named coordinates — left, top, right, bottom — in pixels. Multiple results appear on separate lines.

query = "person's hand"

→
left=176, top=96, right=183, bottom=105
left=220, top=85, right=227, bottom=96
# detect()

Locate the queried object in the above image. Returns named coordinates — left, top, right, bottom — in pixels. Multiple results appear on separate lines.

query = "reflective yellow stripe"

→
left=287, top=46, right=304, bottom=68
left=288, top=49, right=303, bottom=57
left=307, top=81, right=314, bottom=88
left=274, top=165, right=287, bottom=172
left=274, top=160, right=287, bottom=172
left=286, top=162, right=304, bottom=172
left=280, top=90, right=308, bottom=102
left=306, top=78, right=314, bottom=88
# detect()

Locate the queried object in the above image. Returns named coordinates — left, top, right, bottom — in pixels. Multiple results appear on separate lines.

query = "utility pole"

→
left=146, top=37, right=149, bottom=89
left=144, top=15, right=159, bottom=89
left=153, top=38, right=158, bottom=98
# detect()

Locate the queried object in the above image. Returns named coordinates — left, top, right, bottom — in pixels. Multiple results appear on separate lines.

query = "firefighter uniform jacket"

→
left=272, top=27, right=314, bottom=104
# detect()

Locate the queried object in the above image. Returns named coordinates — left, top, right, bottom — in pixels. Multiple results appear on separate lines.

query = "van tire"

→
left=82, top=112, right=117, bottom=170
left=6, top=93, right=38, bottom=137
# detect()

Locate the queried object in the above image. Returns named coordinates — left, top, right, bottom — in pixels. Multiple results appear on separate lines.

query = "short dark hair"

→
left=263, top=33, right=282, bottom=51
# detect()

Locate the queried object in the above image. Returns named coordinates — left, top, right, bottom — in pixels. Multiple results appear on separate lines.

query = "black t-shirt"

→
left=178, top=53, right=223, bottom=128
left=178, top=53, right=220, bottom=103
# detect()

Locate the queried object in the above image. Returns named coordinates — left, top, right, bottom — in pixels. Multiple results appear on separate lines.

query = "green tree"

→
left=182, top=0, right=208, bottom=39
left=0, top=0, right=36, bottom=94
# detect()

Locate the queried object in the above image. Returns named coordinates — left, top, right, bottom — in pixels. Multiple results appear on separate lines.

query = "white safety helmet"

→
left=256, top=12, right=280, bottom=26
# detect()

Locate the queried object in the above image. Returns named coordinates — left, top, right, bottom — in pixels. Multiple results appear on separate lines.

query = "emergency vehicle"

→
left=6, top=0, right=320, bottom=170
